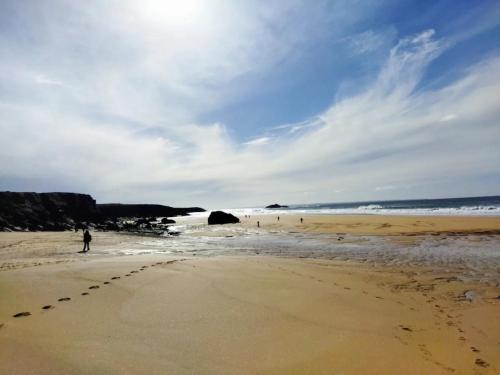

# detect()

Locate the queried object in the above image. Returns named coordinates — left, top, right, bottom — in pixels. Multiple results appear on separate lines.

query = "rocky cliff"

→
left=0, top=192, right=100, bottom=231
left=0, top=192, right=206, bottom=231
left=97, top=204, right=205, bottom=218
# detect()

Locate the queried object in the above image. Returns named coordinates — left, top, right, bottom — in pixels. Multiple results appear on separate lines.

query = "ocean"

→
left=223, top=195, right=500, bottom=216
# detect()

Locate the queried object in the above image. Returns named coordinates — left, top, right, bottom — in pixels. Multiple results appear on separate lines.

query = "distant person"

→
left=257, top=221, right=260, bottom=228
left=277, top=216, right=280, bottom=221
left=300, top=217, right=303, bottom=223
left=82, top=229, right=92, bottom=252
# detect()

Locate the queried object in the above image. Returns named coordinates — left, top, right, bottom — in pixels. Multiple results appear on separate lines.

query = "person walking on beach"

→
left=257, top=221, right=260, bottom=228
left=300, top=217, right=303, bottom=223
left=277, top=216, right=280, bottom=221
left=82, top=229, right=92, bottom=252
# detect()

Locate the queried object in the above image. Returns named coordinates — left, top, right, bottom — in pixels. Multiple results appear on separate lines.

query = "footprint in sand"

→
left=89, top=285, right=100, bottom=289
left=400, top=325, right=412, bottom=332
left=111, top=277, right=120, bottom=280
left=42, top=305, right=54, bottom=310
left=58, top=297, right=71, bottom=302
left=13, top=312, right=31, bottom=318
left=125, top=274, right=131, bottom=277
left=375, top=296, right=384, bottom=299
left=131, top=271, right=139, bottom=273
left=475, top=359, right=489, bottom=368
left=81, top=292, right=89, bottom=296
left=418, top=344, right=431, bottom=357
left=103, top=281, right=110, bottom=285
left=0, top=323, right=4, bottom=329
left=470, top=346, right=480, bottom=353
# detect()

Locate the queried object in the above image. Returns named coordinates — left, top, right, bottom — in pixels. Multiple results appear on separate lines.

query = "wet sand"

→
left=238, top=214, right=500, bottom=236
left=1, top=217, right=499, bottom=374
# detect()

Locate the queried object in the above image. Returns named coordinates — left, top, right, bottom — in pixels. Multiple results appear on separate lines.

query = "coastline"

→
left=1, top=215, right=499, bottom=374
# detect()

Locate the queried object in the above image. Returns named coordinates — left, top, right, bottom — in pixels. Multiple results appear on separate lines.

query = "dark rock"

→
left=161, top=217, right=176, bottom=224
left=0, top=192, right=100, bottom=232
left=0, top=191, right=205, bottom=232
left=136, top=218, right=150, bottom=225
left=208, top=211, right=240, bottom=225
left=97, top=204, right=205, bottom=218
left=266, top=203, right=289, bottom=209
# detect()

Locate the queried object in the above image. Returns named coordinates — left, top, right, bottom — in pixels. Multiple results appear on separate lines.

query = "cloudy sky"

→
left=1, top=0, right=499, bottom=208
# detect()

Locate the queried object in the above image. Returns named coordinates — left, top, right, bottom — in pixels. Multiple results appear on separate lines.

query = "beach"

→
left=1, top=215, right=499, bottom=374
left=239, top=214, right=500, bottom=236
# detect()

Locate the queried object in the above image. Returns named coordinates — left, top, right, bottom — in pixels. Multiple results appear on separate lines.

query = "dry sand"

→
left=1, top=216, right=499, bottom=374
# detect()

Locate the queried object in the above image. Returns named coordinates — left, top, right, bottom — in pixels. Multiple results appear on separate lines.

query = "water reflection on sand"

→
left=116, top=222, right=500, bottom=285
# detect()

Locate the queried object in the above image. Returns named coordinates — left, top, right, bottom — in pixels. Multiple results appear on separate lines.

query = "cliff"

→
left=0, top=192, right=206, bottom=231
left=0, top=192, right=100, bottom=231
left=97, top=204, right=205, bottom=218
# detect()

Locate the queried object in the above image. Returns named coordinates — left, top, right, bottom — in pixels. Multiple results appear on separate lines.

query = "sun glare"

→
left=135, top=0, right=205, bottom=26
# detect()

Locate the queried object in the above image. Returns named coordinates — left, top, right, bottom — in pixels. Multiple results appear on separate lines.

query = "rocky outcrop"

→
left=208, top=211, right=240, bottom=225
left=98, top=204, right=205, bottom=219
left=0, top=192, right=205, bottom=232
left=265, top=203, right=289, bottom=209
left=0, top=192, right=100, bottom=231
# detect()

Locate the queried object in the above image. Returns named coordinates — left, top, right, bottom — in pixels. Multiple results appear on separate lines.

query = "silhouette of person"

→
left=257, top=221, right=260, bottom=228
left=300, top=217, right=303, bottom=223
left=82, top=229, right=92, bottom=252
left=277, top=216, right=280, bottom=221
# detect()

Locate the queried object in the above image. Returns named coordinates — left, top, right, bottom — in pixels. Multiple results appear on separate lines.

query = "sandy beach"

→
left=1, top=215, right=499, bottom=374
left=238, top=214, right=500, bottom=236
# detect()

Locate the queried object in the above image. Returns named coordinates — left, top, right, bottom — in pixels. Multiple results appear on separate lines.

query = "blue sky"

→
left=0, top=0, right=499, bottom=208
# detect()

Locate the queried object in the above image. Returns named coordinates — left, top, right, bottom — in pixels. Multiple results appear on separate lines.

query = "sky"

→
left=0, top=0, right=499, bottom=208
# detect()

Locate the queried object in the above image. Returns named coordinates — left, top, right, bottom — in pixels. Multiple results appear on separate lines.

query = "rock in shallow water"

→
left=208, top=211, right=240, bottom=225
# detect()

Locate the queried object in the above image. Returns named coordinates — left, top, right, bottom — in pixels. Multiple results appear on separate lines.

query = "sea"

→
left=221, top=195, right=500, bottom=217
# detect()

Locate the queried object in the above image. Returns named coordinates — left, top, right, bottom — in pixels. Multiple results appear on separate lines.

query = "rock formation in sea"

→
left=265, top=203, right=289, bottom=209
left=207, top=211, right=240, bottom=225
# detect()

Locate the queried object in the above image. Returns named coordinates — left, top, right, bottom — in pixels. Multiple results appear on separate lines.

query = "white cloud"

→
left=348, top=29, right=396, bottom=55
left=1, top=2, right=500, bottom=208
left=35, top=74, right=65, bottom=87
left=245, top=137, right=271, bottom=146
left=440, top=114, right=457, bottom=122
